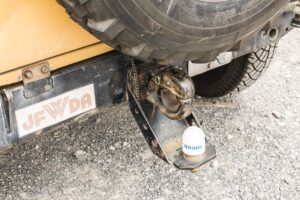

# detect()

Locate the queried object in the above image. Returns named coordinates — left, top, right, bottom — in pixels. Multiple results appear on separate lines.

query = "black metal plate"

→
left=0, top=51, right=130, bottom=150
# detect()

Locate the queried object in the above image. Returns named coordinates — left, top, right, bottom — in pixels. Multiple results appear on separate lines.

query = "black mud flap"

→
left=128, top=87, right=216, bottom=171
left=0, top=52, right=130, bottom=151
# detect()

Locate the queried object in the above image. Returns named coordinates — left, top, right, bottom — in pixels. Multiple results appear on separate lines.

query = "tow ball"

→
left=127, top=61, right=216, bottom=171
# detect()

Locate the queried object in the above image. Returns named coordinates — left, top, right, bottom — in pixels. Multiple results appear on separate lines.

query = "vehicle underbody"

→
left=0, top=1, right=299, bottom=171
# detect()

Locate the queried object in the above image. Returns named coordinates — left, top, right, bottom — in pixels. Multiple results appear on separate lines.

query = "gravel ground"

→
left=0, top=30, right=300, bottom=200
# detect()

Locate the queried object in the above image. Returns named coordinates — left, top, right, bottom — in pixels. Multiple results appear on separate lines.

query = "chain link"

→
left=129, top=57, right=140, bottom=102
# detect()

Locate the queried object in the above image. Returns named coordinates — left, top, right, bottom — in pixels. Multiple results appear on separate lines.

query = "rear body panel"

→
left=0, top=0, right=112, bottom=86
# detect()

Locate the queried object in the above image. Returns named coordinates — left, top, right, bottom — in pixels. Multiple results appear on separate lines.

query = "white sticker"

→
left=15, top=84, right=96, bottom=137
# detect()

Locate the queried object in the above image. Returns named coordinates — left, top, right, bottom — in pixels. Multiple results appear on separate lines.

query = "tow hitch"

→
left=0, top=52, right=215, bottom=171
left=128, top=59, right=216, bottom=171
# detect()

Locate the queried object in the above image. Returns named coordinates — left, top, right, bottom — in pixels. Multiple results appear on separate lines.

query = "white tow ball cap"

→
left=182, top=126, right=206, bottom=156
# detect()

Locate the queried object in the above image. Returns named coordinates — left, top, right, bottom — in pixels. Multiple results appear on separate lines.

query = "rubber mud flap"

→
left=58, top=0, right=289, bottom=64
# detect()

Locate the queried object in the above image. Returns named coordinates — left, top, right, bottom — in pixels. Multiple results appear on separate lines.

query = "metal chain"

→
left=130, top=57, right=140, bottom=102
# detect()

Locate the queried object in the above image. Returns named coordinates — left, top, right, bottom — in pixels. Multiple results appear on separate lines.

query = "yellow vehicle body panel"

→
left=0, top=0, right=113, bottom=86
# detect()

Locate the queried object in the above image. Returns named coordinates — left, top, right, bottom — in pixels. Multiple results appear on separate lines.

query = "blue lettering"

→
left=184, top=145, right=203, bottom=150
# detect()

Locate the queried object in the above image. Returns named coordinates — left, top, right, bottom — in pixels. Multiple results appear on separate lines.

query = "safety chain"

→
left=129, top=57, right=140, bottom=102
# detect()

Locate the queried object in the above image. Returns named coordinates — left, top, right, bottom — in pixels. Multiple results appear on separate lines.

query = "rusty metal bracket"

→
left=22, top=62, right=50, bottom=84
left=146, top=69, right=195, bottom=120
left=128, top=88, right=216, bottom=170
left=21, top=63, right=53, bottom=99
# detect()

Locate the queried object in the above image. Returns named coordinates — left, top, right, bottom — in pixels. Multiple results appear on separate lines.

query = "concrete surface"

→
left=0, top=30, right=299, bottom=200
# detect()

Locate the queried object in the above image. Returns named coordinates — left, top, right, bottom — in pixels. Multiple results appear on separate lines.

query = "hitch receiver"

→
left=128, top=65, right=216, bottom=171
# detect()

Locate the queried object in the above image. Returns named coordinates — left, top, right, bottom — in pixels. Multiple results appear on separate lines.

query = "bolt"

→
left=23, top=70, right=33, bottom=79
left=44, top=84, right=52, bottom=91
left=41, top=65, right=49, bottom=74
left=155, top=76, right=161, bottom=84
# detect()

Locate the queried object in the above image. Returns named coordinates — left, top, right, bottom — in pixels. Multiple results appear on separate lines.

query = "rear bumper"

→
left=0, top=52, right=130, bottom=151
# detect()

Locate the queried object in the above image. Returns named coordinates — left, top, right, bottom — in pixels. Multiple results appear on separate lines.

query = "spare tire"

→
left=58, top=0, right=288, bottom=64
